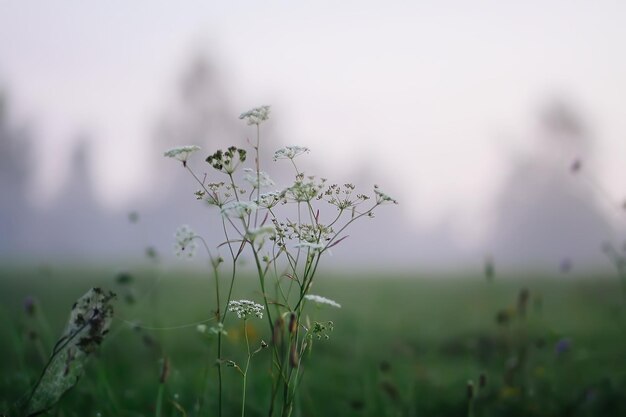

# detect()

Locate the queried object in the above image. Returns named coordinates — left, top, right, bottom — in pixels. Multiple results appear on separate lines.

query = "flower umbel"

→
left=206, top=146, right=247, bottom=174
left=246, top=225, right=277, bottom=244
left=285, top=175, right=325, bottom=202
left=244, top=168, right=275, bottom=189
left=228, top=300, right=264, bottom=319
left=258, top=191, right=284, bottom=209
left=374, top=185, right=398, bottom=204
left=294, top=242, right=326, bottom=252
left=273, top=146, right=310, bottom=161
left=164, top=145, right=201, bottom=166
left=239, top=105, right=271, bottom=125
left=221, top=201, right=258, bottom=219
left=174, top=225, right=197, bottom=258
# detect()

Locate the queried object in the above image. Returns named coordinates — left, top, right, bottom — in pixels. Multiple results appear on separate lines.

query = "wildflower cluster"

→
left=206, top=146, right=247, bottom=174
left=228, top=300, right=264, bottom=320
left=273, top=145, right=310, bottom=161
left=174, top=225, right=196, bottom=258
left=284, top=175, right=326, bottom=202
left=163, top=145, right=201, bottom=166
left=243, top=168, right=275, bottom=188
left=221, top=201, right=257, bottom=219
left=374, top=184, right=398, bottom=204
left=239, top=105, right=270, bottom=125
left=276, top=221, right=330, bottom=242
left=324, top=183, right=370, bottom=210
left=310, top=321, right=334, bottom=340
left=163, top=105, right=395, bottom=417
left=258, top=191, right=284, bottom=208
left=246, top=225, right=277, bottom=244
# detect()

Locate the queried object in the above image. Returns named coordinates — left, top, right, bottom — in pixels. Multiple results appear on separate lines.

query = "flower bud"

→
left=479, top=373, right=487, bottom=388
left=288, top=312, right=297, bottom=334
left=290, top=343, right=299, bottom=368
left=467, top=380, right=474, bottom=399
left=272, top=316, right=284, bottom=347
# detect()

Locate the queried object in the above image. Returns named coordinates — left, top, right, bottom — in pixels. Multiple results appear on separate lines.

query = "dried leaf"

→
left=23, top=288, right=115, bottom=416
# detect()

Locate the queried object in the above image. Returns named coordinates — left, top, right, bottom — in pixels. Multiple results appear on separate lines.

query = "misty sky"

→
left=1, top=0, right=625, bottom=245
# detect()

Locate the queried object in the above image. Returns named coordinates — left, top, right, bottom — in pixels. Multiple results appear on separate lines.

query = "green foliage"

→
left=2, top=269, right=626, bottom=416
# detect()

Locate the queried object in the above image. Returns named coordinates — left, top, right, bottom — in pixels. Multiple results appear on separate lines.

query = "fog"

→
left=1, top=2, right=625, bottom=272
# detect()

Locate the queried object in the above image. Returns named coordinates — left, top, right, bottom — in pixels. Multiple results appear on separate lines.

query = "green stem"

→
left=241, top=320, right=251, bottom=417
left=254, top=123, right=261, bottom=227
left=468, top=397, right=475, bottom=417
left=155, top=383, right=165, bottom=417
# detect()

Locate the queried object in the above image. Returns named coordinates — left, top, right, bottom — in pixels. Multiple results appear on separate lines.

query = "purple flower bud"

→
left=23, top=296, right=36, bottom=316
left=555, top=338, right=571, bottom=355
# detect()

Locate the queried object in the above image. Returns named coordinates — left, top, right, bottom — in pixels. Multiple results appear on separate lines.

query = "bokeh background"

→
left=3, top=3, right=626, bottom=417
left=2, top=1, right=626, bottom=272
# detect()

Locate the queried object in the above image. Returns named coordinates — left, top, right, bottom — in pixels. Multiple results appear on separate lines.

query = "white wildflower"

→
left=374, top=185, right=398, bottom=204
left=209, top=323, right=228, bottom=336
left=220, top=201, right=258, bottom=219
left=174, top=225, right=197, bottom=258
left=285, top=177, right=325, bottom=202
left=258, top=191, right=283, bottom=208
left=304, top=294, right=341, bottom=308
left=243, top=168, right=275, bottom=188
left=294, top=242, right=326, bottom=252
left=228, top=299, right=264, bottom=319
left=239, top=105, right=271, bottom=125
left=197, top=324, right=207, bottom=333
left=164, top=145, right=201, bottom=166
left=246, top=225, right=276, bottom=243
left=273, top=146, right=310, bottom=161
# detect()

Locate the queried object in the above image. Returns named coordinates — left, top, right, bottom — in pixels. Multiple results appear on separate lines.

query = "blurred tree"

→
left=154, top=53, right=242, bottom=152
left=489, top=99, right=615, bottom=269
left=0, top=89, right=33, bottom=256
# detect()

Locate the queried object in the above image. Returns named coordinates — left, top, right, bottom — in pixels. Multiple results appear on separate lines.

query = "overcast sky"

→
left=1, top=0, right=625, bottom=244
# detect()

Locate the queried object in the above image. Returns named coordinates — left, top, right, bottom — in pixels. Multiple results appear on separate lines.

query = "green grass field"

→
left=1, top=266, right=626, bottom=416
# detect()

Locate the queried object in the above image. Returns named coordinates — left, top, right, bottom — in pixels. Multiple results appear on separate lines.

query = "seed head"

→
left=206, top=146, right=247, bottom=174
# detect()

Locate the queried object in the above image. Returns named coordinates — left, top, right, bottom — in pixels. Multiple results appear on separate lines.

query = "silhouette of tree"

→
left=0, top=89, right=34, bottom=255
left=489, top=99, right=613, bottom=269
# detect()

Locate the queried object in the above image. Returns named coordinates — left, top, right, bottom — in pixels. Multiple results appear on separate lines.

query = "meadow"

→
left=1, top=266, right=625, bottom=417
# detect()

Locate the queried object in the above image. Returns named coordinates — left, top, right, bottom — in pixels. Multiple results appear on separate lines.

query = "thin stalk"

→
left=254, top=123, right=261, bottom=227
left=155, top=383, right=165, bottom=417
left=241, top=320, right=252, bottom=417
